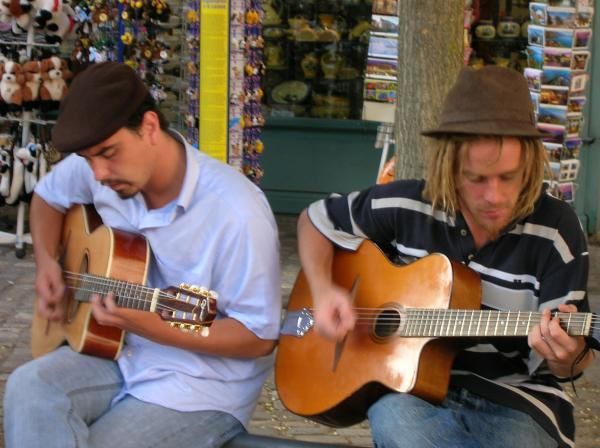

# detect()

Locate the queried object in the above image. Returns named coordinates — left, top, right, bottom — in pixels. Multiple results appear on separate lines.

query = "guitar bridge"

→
left=280, top=308, right=314, bottom=337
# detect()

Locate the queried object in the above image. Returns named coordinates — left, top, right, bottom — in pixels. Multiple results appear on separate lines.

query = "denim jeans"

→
left=3, top=346, right=245, bottom=448
left=367, top=387, right=558, bottom=448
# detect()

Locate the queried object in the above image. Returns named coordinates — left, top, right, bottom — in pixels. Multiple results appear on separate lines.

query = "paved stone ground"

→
left=0, top=213, right=598, bottom=447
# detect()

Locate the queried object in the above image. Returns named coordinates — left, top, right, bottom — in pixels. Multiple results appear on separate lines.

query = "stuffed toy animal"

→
left=43, top=3, right=76, bottom=44
left=3, top=148, right=22, bottom=205
left=15, top=141, right=42, bottom=193
left=0, top=60, right=25, bottom=106
left=22, top=60, right=42, bottom=109
left=40, top=56, right=71, bottom=101
left=31, top=0, right=63, bottom=29
left=0, top=133, right=13, bottom=198
left=9, top=0, right=31, bottom=34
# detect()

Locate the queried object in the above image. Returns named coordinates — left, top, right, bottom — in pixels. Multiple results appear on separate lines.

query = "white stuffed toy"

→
left=15, top=141, right=41, bottom=193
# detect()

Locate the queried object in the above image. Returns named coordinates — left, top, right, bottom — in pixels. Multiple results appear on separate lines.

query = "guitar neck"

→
left=68, top=272, right=158, bottom=312
left=401, top=309, right=593, bottom=338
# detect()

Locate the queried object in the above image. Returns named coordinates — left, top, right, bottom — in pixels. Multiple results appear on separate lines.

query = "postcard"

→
left=368, top=35, right=398, bottom=59
left=576, top=7, right=594, bottom=28
left=525, top=68, right=542, bottom=91
left=364, top=79, right=397, bottom=103
left=531, top=91, right=540, bottom=112
left=570, top=73, right=588, bottom=92
left=574, top=29, right=592, bottom=49
left=543, top=47, right=572, bottom=68
left=560, top=159, right=580, bottom=181
left=540, top=87, right=569, bottom=107
left=539, top=123, right=567, bottom=144
left=528, top=25, right=545, bottom=46
left=530, top=2, right=548, bottom=26
left=548, top=0, right=576, bottom=7
left=571, top=50, right=590, bottom=70
left=545, top=28, right=574, bottom=49
left=546, top=7, right=577, bottom=27
left=371, top=14, right=399, bottom=34
left=565, top=137, right=583, bottom=158
left=527, top=45, right=544, bottom=69
left=568, top=96, right=586, bottom=113
left=541, top=67, right=571, bottom=88
left=567, top=113, right=583, bottom=136
left=543, top=142, right=563, bottom=162
left=366, top=58, right=398, bottom=80
left=373, top=0, right=398, bottom=15
left=558, top=182, right=575, bottom=203
left=538, top=104, right=568, bottom=126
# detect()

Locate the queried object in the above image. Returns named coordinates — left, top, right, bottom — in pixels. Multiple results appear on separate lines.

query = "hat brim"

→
left=421, top=120, right=551, bottom=138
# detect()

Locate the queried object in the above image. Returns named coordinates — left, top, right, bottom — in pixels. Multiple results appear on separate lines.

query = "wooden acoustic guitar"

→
left=275, top=240, right=599, bottom=427
left=31, top=204, right=218, bottom=360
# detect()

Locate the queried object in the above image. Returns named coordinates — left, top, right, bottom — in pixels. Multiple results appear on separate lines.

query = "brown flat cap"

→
left=422, top=65, right=547, bottom=138
left=52, top=62, right=149, bottom=153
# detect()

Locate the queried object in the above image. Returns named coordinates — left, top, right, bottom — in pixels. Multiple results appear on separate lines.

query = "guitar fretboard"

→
left=70, top=273, right=156, bottom=312
left=400, top=309, right=592, bottom=338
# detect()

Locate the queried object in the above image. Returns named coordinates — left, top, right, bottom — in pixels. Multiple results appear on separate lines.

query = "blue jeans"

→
left=3, top=346, right=245, bottom=448
left=367, top=388, right=557, bottom=448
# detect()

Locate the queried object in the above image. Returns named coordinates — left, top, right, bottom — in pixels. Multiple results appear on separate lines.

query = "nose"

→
left=483, top=178, right=502, bottom=204
left=88, top=158, right=110, bottom=182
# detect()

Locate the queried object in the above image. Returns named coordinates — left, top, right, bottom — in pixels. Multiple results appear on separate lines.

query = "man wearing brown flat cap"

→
left=4, top=62, right=282, bottom=447
left=296, top=65, right=594, bottom=447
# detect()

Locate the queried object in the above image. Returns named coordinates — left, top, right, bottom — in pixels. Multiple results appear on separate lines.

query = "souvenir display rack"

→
left=0, top=20, right=68, bottom=257
left=361, top=0, right=398, bottom=123
left=524, top=0, right=594, bottom=204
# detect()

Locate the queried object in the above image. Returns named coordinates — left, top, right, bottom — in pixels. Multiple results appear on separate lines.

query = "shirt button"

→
left=467, top=254, right=475, bottom=261
left=460, top=229, right=468, bottom=236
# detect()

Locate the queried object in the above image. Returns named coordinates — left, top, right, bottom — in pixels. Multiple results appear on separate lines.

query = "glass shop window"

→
left=261, top=0, right=377, bottom=120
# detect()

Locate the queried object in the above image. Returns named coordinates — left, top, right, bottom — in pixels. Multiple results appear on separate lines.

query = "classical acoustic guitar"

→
left=275, top=240, right=599, bottom=427
left=31, top=204, right=218, bottom=360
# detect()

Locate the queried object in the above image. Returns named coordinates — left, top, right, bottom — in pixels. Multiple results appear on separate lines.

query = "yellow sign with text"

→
left=199, top=0, right=229, bottom=162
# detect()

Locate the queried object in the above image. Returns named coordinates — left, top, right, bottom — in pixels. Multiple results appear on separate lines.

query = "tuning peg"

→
left=200, top=327, right=210, bottom=337
left=208, top=290, right=218, bottom=300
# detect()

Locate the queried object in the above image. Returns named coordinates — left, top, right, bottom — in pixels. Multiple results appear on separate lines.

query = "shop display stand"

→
left=0, top=19, right=58, bottom=258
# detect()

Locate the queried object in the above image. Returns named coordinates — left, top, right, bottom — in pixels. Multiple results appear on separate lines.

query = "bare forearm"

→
left=95, top=307, right=276, bottom=358
left=297, top=209, right=335, bottom=295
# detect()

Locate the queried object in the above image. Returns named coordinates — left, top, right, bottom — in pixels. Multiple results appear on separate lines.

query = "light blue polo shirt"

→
left=34, top=131, right=282, bottom=426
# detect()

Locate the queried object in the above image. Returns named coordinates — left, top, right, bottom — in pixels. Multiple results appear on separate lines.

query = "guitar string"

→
left=302, top=308, right=599, bottom=330
left=63, top=272, right=206, bottom=316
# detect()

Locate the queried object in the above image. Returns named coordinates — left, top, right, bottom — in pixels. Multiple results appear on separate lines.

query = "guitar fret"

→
left=476, top=311, right=482, bottom=336
left=504, top=311, right=510, bottom=336
left=567, top=313, right=572, bottom=335
left=515, top=311, right=520, bottom=335
left=460, top=311, right=466, bottom=336
left=468, top=310, right=473, bottom=336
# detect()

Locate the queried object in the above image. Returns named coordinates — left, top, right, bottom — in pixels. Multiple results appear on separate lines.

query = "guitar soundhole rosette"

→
left=372, top=303, right=405, bottom=342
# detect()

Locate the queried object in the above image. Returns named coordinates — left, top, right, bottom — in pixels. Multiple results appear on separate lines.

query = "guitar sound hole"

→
left=373, top=308, right=401, bottom=339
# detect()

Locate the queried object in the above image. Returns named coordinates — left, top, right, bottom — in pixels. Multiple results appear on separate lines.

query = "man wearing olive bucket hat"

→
left=297, top=65, right=594, bottom=447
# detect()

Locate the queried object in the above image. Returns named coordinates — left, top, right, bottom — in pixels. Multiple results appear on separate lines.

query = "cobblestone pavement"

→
left=0, top=213, right=598, bottom=447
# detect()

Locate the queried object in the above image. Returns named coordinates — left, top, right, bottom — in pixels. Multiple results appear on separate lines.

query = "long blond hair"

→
left=422, top=135, right=549, bottom=222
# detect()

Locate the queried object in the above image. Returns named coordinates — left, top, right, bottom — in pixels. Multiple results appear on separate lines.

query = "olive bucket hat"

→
left=421, top=65, right=547, bottom=138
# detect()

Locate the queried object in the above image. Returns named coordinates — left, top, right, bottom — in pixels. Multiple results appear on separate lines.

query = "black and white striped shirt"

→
left=308, top=179, right=589, bottom=448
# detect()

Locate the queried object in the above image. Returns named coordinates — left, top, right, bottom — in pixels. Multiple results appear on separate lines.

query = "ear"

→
left=140, top=110, right=161, bottom=145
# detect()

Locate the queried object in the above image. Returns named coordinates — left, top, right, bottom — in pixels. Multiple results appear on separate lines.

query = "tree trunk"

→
left=394, top=0, right=464, bottom=179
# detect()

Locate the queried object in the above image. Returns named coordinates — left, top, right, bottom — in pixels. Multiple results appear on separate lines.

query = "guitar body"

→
left=31, top=204, right=150, bottom=359
left=275, top=241, right=481, bottom=427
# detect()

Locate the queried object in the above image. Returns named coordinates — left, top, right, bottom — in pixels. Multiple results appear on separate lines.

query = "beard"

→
left=102, top=180, right=138, bottom=199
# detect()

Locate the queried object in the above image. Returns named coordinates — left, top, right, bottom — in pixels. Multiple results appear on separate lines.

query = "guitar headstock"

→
left=158, top=284, right=218, bottom=336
